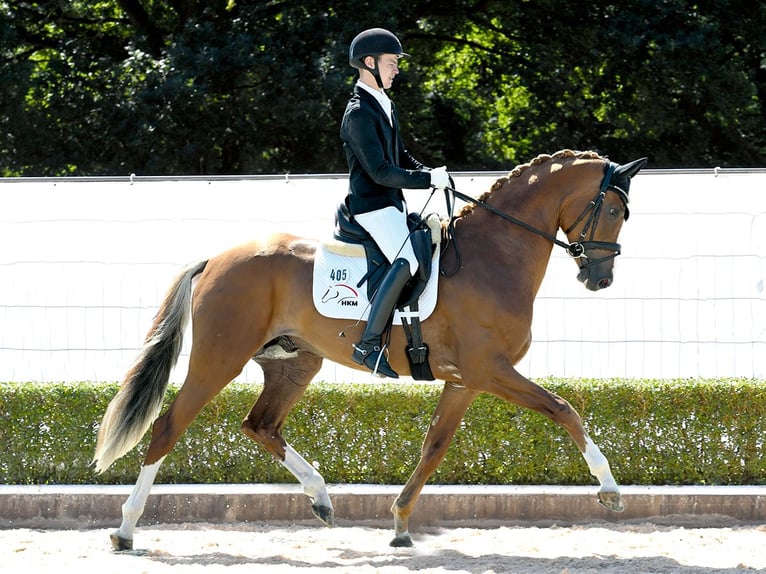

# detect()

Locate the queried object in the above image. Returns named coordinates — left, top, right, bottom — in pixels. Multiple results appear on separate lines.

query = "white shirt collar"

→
left=357, top=80, right=393, bottom=126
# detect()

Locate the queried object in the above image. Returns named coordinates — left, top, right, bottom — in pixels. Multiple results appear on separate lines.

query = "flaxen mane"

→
left=456, top=149, right=605, bottom=218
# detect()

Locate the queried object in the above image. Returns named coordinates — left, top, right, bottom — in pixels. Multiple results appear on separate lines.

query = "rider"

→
left=341, top=27, right=451, bottom=378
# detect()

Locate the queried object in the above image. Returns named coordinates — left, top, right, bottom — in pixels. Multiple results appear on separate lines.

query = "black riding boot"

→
left=352, top=258, right=412, bottom=378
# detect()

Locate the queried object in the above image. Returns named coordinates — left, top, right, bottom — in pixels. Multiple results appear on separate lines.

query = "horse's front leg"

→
left=391, top=381, right=478, bottom=547
left=583, top=434, right=623, bottom=512
left=482, top=365, right=623, bottom=512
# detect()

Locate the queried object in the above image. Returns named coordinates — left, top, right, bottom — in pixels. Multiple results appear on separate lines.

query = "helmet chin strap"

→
left=362, top=56, right=385, bottom=89
left=372, top=59, right=384, bottom=89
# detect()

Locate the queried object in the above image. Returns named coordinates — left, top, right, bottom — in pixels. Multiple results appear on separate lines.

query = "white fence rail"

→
left=1, top=169, right=764, bottom=383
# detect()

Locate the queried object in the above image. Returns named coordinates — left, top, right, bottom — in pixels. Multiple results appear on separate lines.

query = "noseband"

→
left=441, top=161, right=629, bottom=275
left=562, top=162, right=628, bottom=269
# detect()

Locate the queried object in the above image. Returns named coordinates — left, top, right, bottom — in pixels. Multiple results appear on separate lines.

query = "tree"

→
left=401, top=0, right=766, bottom=168
left=1, top=0, right=764, bottom=175
left=1, top=1, right=357, bottom=175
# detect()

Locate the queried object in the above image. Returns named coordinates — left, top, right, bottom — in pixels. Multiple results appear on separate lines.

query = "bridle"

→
left=440, top=161, right=629, bottom=277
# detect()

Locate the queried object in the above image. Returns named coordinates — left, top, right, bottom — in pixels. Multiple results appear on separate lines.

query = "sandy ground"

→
left=4, top=521, right=766, bottom=574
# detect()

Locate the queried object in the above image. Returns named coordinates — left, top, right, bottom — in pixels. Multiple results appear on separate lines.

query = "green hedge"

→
left=1, top=379, right=764, bottom=486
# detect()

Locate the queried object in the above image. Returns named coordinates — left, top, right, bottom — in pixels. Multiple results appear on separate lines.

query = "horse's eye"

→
left=609, top=207, right=619, bottom=218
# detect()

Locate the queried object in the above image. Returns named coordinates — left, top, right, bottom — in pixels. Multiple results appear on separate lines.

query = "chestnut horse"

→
left=93, top=149, right=646, bottom=550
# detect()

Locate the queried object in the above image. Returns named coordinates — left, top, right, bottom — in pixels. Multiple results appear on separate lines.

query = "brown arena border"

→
left=1, top=484, right=764, bottom=530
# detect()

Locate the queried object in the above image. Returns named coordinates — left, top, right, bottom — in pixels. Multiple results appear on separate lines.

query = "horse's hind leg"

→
left=109, top=368, right=242, bottom=550
left=391, top=382, right=478, bottom=547
left=111, top=325, right=263, bottom=550
left=110, top=456, right=165, bottom=550
left=242, top=340, right=333, bottom=525
left=110, top=363, right=246, bottom=550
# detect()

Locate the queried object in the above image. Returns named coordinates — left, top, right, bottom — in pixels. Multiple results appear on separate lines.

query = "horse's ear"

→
left=615, top=157, right=648, bottom=179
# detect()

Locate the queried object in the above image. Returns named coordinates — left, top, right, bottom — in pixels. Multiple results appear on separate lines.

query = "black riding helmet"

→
left=349, top=28, right=409, bottom=88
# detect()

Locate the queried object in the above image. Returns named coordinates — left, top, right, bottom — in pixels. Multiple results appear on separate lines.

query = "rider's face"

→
left=365, top=54, right=400, bottom=90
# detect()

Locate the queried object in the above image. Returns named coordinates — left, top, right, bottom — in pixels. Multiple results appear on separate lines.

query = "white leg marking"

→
left=281, top=444, right=332, bottom=509
left=583, top=436, right=618, bottom=491
left=114, top=457, right=165, bottom=542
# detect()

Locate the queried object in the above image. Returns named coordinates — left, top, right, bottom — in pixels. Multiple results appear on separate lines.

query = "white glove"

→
left=430, top=166, right=451, bottom=190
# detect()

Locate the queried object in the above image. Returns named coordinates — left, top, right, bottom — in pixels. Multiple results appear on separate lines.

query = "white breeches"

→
left=355, top=205, right=419, bottom=275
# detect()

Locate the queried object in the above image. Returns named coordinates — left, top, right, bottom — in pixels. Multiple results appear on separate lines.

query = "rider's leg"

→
left=352, top=206, right=418, bottom=378
left=352, top=258, right=411, bottom=378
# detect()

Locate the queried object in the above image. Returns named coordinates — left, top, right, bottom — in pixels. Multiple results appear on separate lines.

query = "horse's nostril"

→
left=598, top=278, right=612, bottom=289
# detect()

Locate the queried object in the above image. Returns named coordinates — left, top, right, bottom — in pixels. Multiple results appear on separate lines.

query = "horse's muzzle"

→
left=578, top=265, right=614, bottom=291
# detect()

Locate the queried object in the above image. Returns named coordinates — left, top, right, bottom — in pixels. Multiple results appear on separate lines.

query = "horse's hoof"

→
left=390, top=532, right=414, bottom=547
left=311, top=503, right=334, bottom=527
left=110, top=531, right=133, bottom=551
left=597, top=489, right=624, bottom=512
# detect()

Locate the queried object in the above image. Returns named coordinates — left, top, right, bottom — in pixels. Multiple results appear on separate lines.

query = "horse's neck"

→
left=453, top=180, right=561, bottom=293
left=463, top=177, right=562, bottom=248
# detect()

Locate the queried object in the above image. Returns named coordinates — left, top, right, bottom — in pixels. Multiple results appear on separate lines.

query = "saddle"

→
left=333, top=199, right=438, bottom=380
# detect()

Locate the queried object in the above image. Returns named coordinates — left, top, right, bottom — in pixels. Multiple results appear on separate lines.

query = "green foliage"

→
left=1, top=379, right=764, bottom=486
left=1, top=1, right=764, bottom=175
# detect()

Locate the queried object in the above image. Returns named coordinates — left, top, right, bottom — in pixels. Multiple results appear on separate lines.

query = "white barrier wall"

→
left=1, top=169, right=764, bottom=383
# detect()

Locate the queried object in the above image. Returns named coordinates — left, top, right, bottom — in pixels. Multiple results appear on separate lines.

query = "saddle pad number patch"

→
left=312, top=245, right=439, bottom=324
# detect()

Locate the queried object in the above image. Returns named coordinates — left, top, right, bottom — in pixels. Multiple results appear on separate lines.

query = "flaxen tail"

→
left=92, top=260, right=208, bottom=473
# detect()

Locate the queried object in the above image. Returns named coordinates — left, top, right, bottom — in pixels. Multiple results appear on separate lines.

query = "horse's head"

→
left=562, top=157, right=647, bottom=291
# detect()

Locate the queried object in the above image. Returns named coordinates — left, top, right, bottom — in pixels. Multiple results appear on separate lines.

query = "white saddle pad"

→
left=312, top=241, right=440, bottom=324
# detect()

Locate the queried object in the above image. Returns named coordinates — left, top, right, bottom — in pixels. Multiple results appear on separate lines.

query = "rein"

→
left=440, top=162, right=627, bottom=276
